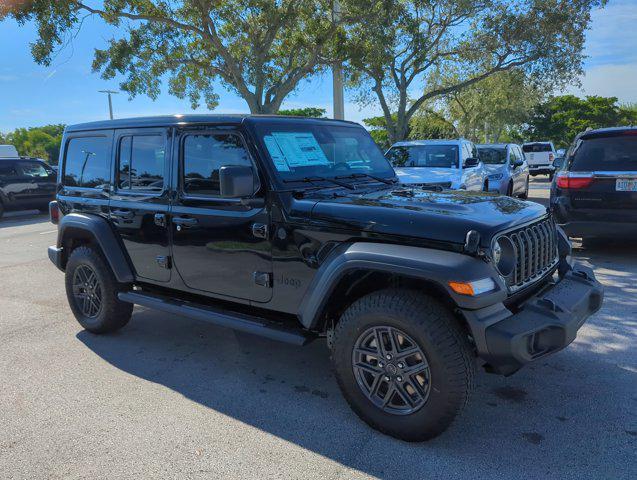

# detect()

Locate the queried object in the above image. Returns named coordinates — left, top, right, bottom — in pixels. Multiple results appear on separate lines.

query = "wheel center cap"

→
left=385, top=363, right=398, bottom=375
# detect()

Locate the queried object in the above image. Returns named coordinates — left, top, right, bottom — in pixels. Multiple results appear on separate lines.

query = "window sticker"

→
left=271, top=132, right=330, bottom=167
left=263, top=136, right=290, bottom=172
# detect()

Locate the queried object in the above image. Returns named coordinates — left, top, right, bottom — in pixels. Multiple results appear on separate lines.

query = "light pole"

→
left=98, top=90, right=118, bottom=120
left=332, top=1, right=344, bottom=120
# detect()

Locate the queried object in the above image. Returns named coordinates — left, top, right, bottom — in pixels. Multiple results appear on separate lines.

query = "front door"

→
left=109, top=128, right=172, bottom=282
left=170, top=129, right=272, bottom=303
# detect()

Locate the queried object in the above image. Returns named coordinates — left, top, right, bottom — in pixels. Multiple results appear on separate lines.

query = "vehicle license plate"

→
left=616, top=179, right=637, bottom=191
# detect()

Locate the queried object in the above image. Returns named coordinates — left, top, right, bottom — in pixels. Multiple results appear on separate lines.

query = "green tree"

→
left=2, top=1, right=364, bottom=113
left=364, top=111, right=457, bottom=150
left=526, top=95, right=637, bottom=148
left=445, top=71, right=547, bottom=143
left=346, top=0, right=604, bottom=144
left=277, top=107, right=327, bottom=117
left=0, top=124, right=65, bottom=164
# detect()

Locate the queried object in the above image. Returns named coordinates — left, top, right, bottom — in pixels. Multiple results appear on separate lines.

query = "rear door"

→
left=0, top=161, right=23, bottom=210
left=170, top=128, right=272, bottom=303
left=565, top=132, right=637, bottom=221
left=109, top=128, right=172, bottom=282
left=15, top=160, right=56, bottom=207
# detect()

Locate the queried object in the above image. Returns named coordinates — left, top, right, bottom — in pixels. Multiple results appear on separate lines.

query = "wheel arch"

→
left=298, top=242, right=507, bottom=332
left=56, top=213, right=134, bottom=283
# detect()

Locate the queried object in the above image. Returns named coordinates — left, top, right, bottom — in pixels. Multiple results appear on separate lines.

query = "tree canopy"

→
left=277, top=107, right=327, bottom=117
left=525, top=95, right=637, bottom=148
left=2, top=0, right=363, bottom=113
left=0, top=124, right=65, bottom=164
left=345, top=0, right=605, bottom=143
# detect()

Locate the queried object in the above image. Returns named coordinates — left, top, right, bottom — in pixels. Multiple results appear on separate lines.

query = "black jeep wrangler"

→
left=48, top=115, right=603, bottom=441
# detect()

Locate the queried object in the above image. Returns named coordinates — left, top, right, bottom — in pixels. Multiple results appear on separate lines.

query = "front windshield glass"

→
left=385, top=145, right=459, bottom=168
left=253, top=122, right=395, bottom=183
left=477, top=147, right=507, bottom=165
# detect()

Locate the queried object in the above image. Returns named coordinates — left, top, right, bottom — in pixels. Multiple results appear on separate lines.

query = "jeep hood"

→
left=307, top=185, right=547, bottom=246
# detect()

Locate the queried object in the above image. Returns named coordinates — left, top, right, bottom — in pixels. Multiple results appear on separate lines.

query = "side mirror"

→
left=553, top=157, right=565, bottom=169
left=512, top=160, right=524, bottom=169
left=464, top=157, right=480, bottom=168
left=219, top=165, right=257, bottom=198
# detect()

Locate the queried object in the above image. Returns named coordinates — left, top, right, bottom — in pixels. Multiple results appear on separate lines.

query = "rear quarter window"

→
left=63, top=136, right=111, bottom=188
left=570, top=135, right=637, bottom=172
left=0, top=162, right=18, bottom=178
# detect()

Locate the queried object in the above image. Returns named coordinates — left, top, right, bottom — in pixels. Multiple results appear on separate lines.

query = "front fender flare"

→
left=56, top=213, right=134, bottom=283
left=298, top=242, right=507, bottom=329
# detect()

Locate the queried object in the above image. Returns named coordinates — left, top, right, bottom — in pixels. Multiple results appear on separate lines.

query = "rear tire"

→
left=331, top=289, right=475, bottom=442
left=65, top=245, right=133, bottom=333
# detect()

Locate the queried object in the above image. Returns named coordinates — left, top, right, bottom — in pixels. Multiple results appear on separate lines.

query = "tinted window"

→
left=17, top=161, right=51, bottom=178
left=183, top=133, right=252, bottom=196
left=477, top=147, right=507, bottom=165
left=570, top=135, right=637, bottom=172
left=0, top=162, right=18, bottom=178
left=386, top=145, right=459, bottom=168
left=64, top=137, right=110, bottom=188
left=523, top=143, right=553, bottom=153
left=118, top=135, right=165, bottom=192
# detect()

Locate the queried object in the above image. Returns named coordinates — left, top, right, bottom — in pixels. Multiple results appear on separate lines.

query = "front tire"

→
left=331, top=289, right=475, bottom=442
left=519, top=178, right=529, bottom=199
left=65, top=245, right=133, bottom=333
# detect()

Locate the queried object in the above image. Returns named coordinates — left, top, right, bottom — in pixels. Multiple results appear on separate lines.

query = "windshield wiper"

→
left=335, top=173, right=396, bottom=185
left=282, top=176, right=356, bottom=190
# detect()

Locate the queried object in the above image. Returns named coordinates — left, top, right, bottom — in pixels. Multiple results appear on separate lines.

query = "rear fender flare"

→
left=298, top=242, right=507, bottom=330
left=56, top=213, right=134, bottom=283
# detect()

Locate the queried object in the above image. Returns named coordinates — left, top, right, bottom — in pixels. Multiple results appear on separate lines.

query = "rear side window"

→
left=17, top=161, right=51, bottom=178
left=182, top=133, right=252, bottom=196
left=570, top=135, right=637, bottom=172
left=64, top=137, right=110, bottom=188
left=0, top=162, right=18, bottom=178
left=117, top=135, right=165, bottom=192
left=523, top=143, right=553, bottom=153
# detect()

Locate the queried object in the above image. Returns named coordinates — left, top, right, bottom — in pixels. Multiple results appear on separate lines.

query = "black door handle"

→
left=111, top=209, right=134, bottom=219
left=172, top=216, right=198, bottom=228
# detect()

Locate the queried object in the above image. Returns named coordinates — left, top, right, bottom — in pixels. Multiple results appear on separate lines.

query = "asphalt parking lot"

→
left=1, top=178, right=635, bottom=480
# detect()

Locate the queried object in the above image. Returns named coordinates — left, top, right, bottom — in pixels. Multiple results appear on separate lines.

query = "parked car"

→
left=0, top=157, right=57, bottom=218
left=522, top=141, right=556, bottom=178
left=385, top=139, right=489, bottom=191
left=48, top=115, right=603, bottom=442
left=476, top=143, right=530, bottom=198
left=550, top=126, right=637, bottom=240
left=0, top=144, right=20, bottom=158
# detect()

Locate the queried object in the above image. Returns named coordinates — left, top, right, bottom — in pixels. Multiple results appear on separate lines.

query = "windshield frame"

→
left=246, top=118, right=397, bottom=190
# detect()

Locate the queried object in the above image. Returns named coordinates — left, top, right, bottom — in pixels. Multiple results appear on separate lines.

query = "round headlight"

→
left=493, top=237, right=515, bottom=277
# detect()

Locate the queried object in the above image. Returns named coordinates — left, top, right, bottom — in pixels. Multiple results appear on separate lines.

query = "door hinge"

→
left=253, top=271, right=272, bottom=288
left=252, top=223, right=268, bottom=239
left=156, top=255, right=172, bottom=269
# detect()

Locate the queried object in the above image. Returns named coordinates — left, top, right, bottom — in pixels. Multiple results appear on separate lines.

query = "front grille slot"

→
left=499, top=218, right=558, bottom=290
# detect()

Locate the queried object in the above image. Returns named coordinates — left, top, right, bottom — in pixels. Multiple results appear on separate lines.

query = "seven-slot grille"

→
left=499, top=217, right=558, bottom=290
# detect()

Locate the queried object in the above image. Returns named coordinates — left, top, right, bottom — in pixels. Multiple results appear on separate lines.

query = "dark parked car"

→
left=48, top=115, right=603, bottom=441
left=551, top=126, right=637, bottom=240
left=0, top=157, right=57, bottom=218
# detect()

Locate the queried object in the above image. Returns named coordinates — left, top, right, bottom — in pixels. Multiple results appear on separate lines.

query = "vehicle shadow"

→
left=77, top=302, right=635, bottom=479
left=0, top=210, right=49, bottom=228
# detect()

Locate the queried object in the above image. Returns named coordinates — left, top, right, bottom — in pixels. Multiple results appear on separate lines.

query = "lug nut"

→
left=397, top=376, right=403, bottom=382
left=386, top=354, right=392, bottom=360
left=378, top=362, right=384, bottom=368
left=397, top=363, right=404, bottom=369
left=384, top=376, right=390, bottom=382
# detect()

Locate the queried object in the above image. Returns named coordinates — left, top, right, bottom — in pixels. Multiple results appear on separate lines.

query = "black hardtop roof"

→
left=579, top=126, right=637, bottom=139
left=65, top=114, right=362, bottom=133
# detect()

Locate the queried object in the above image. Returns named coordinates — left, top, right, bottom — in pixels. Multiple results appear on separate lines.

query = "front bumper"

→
left=463, top=264, right=603, bottom=375
left=48, top=245, right=64, bottom=271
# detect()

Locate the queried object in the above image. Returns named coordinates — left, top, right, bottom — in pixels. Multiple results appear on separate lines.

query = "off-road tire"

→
left=65, top=245, right=133, bottom=333
left=331, top=289, right=475, bottom=442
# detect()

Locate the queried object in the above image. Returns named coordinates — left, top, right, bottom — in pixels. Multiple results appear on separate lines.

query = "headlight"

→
left=488, top=173, right=503, bottom=180
left=493, top=236, right=515, bottom=276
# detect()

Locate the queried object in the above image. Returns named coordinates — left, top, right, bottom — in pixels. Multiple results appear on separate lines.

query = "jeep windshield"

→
left=252, top=122, right=396, bottom=186
left=385, top=145, right=459, bottom=168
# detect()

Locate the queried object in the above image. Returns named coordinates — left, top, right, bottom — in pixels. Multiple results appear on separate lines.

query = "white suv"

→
left=522, top=141, right=556, bottom=178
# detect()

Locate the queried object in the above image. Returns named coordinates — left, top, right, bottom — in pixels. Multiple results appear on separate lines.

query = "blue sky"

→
left=1, top=0, right=636, bottom=133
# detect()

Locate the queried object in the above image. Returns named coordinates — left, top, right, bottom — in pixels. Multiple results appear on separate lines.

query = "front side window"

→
left=117, top=135, right=165, bottom=192
left=17, top=161, right=51, bottom=178
left=64, top=136, right=110, bottom=188
left=254, top=123, right=395, bottom=182
left=386, top=145, right=459, bottom=169
left=182, top=133, right=252, bottom=196
left=477, top=147, right=507, bottom=165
